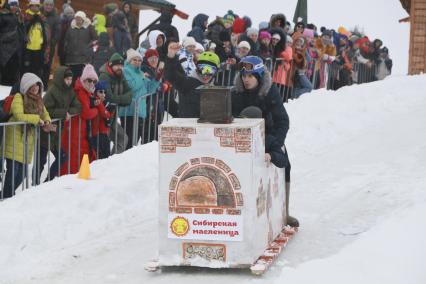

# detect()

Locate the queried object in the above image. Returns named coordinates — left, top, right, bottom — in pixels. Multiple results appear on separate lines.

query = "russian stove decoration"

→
left=158, top=118, right=289, bottom=269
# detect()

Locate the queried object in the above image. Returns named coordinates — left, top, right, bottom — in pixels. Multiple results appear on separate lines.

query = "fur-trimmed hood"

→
left=234, top=70, right=272, bottom=97
left=71, top=17, right=91, bottom=29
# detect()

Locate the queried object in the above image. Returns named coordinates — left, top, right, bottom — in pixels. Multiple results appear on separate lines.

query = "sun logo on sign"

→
left=170, top=216, right=190, bottom=237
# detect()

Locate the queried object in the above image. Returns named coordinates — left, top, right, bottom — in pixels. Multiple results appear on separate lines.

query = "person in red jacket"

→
left=60, top=64, right=99, bottom=175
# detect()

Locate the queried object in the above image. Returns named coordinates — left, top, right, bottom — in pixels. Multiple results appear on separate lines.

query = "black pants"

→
left=91, top=134, right=111, bottom=160
left=284, top=147, right=291, bottom=183
left=22, top=49, right=44, bottom=79
left=1, top=159, right=24, bottom=199
left=0, top=52, right=21, bottom=86
left=32, top=147, right=67, bottom=185
left=121, top=116, right=154, bottom=149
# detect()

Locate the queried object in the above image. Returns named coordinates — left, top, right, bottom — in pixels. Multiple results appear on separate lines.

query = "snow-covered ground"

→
left=1, top=74, right=425, bottom=284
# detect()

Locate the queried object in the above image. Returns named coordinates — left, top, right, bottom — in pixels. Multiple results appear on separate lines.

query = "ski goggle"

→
left=239, top=62, right=264, bottom=74
left=197, top=64, right=218, bottom=77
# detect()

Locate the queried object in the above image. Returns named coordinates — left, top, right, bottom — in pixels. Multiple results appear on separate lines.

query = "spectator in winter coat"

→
left=222, top=10, right=236, bottom=32
left=0, top=73, right=51, bottom=198
left=60, top=64, right=98, bottom=175
left=112, top=10, right=131, bottom=56
left=88, top=81, right=112, bottom=160
left=0, top=1, right=21, bottom=86
left=206, top=18, right=226, bottom=44
left=138, top=30, right=166, bottom=58
left=33, top=66, right=82, bottom=184
left=375, top=47, right=392, bottom=80
left=293, top=22, right=305, bottom=36
left=165, top=42, right=220, bottom=118
left=92, top=32, right=116, bottom=74
left=291, top=35, right=313, bottom=98
left=121, top=49, right=160, bottom=148
left=236, top=41, right=251, bottom=59
left=269, top=13, right=286, bottom=31
left=179, top=37, right=197, bottom=75
left=93, top=13, right=107, bottom=36
left=22, top=1, right=49, bottom=82
left=41, top=0, right=61, bottom=85
left=187, top=13, right=209, bottom=44
left=64, top=11, right=97, bottom=80
left=141, top=49, right=161, bottom=79
left=239, top=27, right=259, bottom=56
left=122, top=1, right=138, bottom=47
left=231, top=56, right=298, bottom=227
left=57, top=4, right=74, bottom=65
left=314, top=30, right=336, bottom=88
left=148, top=11, right=179, bottom=42
left=270, top=28, right=292, bottom=97
left=98, top=53, right=132, bottom=153
left=258, top=31, right=272, bottom=60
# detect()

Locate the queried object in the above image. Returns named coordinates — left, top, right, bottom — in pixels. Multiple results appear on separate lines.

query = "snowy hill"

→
left=1, top=75, right=426, bottom=284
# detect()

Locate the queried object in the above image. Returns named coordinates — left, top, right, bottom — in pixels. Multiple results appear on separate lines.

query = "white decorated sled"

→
left=148, top=118, right=296, bottom=275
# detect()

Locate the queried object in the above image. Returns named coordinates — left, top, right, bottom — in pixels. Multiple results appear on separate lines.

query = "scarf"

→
left=24, top=91, right=44, bottom=116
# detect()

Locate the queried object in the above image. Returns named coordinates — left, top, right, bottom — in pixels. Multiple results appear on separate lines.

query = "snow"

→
left=1, top=1, right=424, bottom=283
left=1, top=74, right=426, bottom=283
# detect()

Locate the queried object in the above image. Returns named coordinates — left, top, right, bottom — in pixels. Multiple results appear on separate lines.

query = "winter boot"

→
left=285, top=182, right=299, bottom=228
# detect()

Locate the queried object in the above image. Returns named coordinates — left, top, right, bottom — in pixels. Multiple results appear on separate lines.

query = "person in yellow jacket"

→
left=1, top=73, right=51, bottom=199
left=22, top=0, right=49, bottom=81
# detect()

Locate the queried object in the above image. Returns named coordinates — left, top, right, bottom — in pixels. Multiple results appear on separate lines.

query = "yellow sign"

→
left=170, top=216, right=190, bottom=237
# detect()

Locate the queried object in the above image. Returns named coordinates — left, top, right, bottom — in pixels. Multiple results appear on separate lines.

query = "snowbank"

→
left=1, top=75, right=426, bottom=283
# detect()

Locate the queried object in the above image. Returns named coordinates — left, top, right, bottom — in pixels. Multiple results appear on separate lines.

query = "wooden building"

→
left=400, top=0, right=426, bottom=74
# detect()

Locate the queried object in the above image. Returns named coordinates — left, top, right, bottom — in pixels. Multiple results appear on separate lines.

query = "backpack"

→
left=0, top=95, right=15, bottom=122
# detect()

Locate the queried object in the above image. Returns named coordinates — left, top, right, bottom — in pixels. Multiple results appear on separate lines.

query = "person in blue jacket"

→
left=121, top=48, right=160, bottom=148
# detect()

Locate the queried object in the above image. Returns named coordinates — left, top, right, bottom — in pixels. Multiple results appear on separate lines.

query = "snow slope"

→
left=1, top=74, right=425, bottom=284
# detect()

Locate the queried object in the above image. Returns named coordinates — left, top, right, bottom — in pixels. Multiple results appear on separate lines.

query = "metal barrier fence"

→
left=0, top=91, right=174, bottom=200
left=0, top=56, right=383, bottom=200
left=214, top=57, right=380, bottom=102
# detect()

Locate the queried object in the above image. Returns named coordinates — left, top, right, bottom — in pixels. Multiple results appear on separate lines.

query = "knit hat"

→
left=240, top=106, right=262, bottom=118
left=182, top=36, right=197, bottom=48
left=144, top=48, right=159, bottom=59
left=75, top=11, right=86, bottom=20
left=63, top=5, right=74, bottom=16
left=258, top=21, right=269, bottom=31
left=232, top=18, right=246, bottom=34
left=20, top=73, right=43, bottom=95
left=243, top=16, right=252, bottom=28
left=64, top=68, right=73, bottom=78
left=303, top=28, right=315, bottom=39
left=259, top=31, right=271, bottom=40
left=8, top=0, right=19, bottom=5
left=222, top=10, right=235, bottom=25
left=238, top=41, right=251, bottom=50
left=95, top=80, right=108, bottom=92
left=44, top=0, right=54, bottom=5
left=126, top=48, right=142, bottom=62
left=29, top=0, right=41, bottom=5
left=246, top=28, right=258, bottom=37
left=272, top=33, right=281, bottom=41
left=81, top=64, right=98, bottom=82
left=109, top=53, right=124, bottom=67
